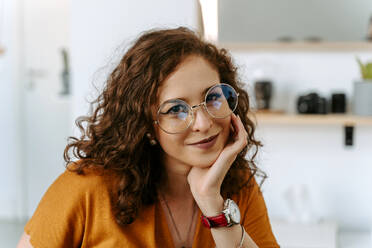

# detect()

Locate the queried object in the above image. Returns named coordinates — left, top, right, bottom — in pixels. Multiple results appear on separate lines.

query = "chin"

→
left=186, top=149, right=222, bottom=168
left=191, top=160, right=215, bottom=168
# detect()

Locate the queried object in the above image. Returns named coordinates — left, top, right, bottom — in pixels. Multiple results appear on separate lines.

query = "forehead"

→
left=157, top=56, right=220, bottom=104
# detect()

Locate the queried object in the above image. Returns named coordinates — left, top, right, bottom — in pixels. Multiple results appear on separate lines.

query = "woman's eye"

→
left=165, top=104, right=187, bottom=114
left=206, top=93, right=222, bottom=102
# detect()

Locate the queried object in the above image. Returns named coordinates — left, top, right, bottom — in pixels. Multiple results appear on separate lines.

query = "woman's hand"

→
left=187, top=113, right=248, bottom=215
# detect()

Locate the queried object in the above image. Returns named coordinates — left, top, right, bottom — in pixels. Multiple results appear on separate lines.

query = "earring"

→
left=146, top=133, right=157, bottom=146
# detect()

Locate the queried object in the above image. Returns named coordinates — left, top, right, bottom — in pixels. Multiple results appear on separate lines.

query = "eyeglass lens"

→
left=157, top=84, right=238, bottom=134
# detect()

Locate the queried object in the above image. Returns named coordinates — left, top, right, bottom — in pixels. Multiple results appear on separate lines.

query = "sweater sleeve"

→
left=24, top=170, right=87, bottom=248
left=235, top=177, right=280, bottom=248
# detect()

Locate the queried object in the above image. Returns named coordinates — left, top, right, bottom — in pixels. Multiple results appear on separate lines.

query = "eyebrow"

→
left=160, top=84, right=218, bottom=105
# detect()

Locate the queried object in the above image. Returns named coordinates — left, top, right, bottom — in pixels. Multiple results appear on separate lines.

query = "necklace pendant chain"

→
left=159, top=191, right=197, bottom=248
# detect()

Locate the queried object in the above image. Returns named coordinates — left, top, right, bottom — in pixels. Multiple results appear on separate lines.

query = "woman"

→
left=17, top=27, right=279, bottom=248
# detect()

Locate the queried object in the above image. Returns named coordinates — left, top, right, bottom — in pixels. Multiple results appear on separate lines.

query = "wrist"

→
left=201, top=198, right=241, bottom=229
left=195, top=194, right=224, bottom=216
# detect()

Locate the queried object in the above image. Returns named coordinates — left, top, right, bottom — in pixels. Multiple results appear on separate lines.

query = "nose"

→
left=190, top=104, right=213, bottom=132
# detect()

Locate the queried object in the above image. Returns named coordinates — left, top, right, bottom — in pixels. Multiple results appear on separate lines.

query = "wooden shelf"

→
left=251, top=113, right=372, bottom=126
left=218, top=42, right=372, bottom=52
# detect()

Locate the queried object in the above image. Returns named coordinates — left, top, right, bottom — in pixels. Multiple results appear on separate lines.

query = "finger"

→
left=230, top=123, right=235, bottom=134
left=230, top=114, right=240, bottom=140
left=237, top=115, right=248, bottom=145
left=229, top=115, right=247, bottom=151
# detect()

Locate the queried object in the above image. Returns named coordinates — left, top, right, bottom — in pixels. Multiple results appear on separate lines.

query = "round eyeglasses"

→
left=155, top=83, right=239, bottom=134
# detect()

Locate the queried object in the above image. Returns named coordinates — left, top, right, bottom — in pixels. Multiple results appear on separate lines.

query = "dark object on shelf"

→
left=254, top=81, right=272, bottom=110
left=277, top=36, right=294, bottom=42
left=344, top=125, right=354, bottom=146
left=303, top=36, right=322, bottom=42
left=331, top=93, right=346, bottom=113
left=297, top=92, right=327, bottom=114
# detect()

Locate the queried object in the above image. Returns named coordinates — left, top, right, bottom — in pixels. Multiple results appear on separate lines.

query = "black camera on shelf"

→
left=297, top=92, right=328, bottom=114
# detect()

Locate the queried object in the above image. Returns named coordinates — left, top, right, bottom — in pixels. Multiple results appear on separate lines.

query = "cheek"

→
left=156, top=130, right=186, bottom=154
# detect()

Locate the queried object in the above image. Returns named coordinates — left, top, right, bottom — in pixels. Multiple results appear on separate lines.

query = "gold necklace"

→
left=159, top=191, right=197, bottom=248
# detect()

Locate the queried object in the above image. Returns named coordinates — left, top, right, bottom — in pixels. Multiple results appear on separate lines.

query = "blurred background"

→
left=1, top=0, right=372, bottom=247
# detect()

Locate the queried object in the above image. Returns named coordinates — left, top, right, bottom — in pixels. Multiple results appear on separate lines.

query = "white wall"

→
left=0, top=0, right=71, bottom=220
left=0, top=0, right=24, bottom=219
left=70, top=0, right=372, bottom=231
left=22, top=0, right=71, bottom=218
left=219, top=0, right=372, bottom=42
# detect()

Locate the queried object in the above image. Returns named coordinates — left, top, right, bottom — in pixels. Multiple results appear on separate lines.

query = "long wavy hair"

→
left=64, top=27, right=266, bottom=226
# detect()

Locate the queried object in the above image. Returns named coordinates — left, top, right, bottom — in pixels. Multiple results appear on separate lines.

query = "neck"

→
left=159, top=156, right=194, bottom=202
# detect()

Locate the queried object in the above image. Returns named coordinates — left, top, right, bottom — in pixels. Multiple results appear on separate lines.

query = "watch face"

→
left=229, top=200, right=241, bottom=224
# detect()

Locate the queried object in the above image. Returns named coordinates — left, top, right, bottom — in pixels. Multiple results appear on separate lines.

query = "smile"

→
left=188, top=134, right=219, bottom=149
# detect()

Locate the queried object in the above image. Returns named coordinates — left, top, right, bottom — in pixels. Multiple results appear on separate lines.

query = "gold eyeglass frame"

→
left=154, top=83, right=239, bottom=134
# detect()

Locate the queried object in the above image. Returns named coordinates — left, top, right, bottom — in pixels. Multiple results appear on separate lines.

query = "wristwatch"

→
left=201, top=198, right=241, bottom=228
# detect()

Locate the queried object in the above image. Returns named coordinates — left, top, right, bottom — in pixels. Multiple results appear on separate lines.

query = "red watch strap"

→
left=201, top=213, right=228, bottom=228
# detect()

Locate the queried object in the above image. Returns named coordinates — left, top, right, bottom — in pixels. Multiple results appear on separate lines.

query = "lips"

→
left=188, top=134, right=219, bottom=145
